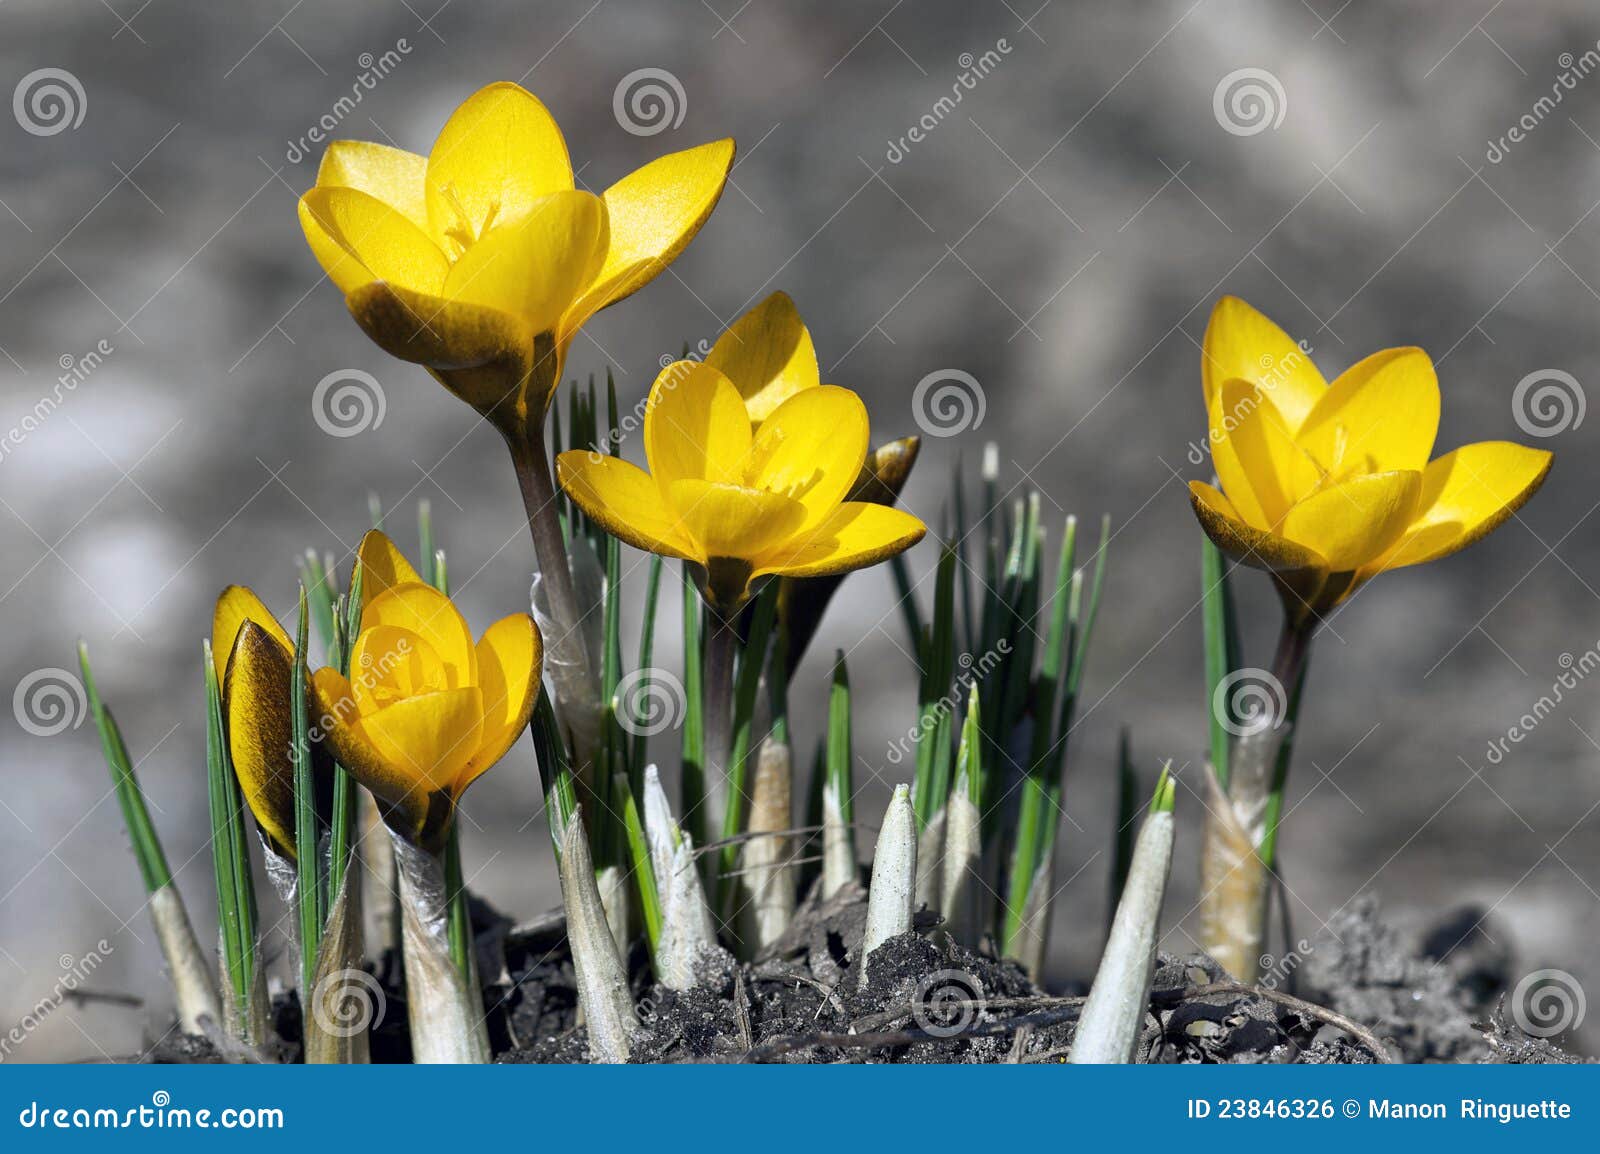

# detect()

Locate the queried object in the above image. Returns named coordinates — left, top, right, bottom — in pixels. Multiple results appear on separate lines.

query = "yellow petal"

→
left=299, top=187, right=449, bottom=296
left=310, top=667, right=430, bottom=838
left=350, top=624, right=448, bottom=713
left=668, top=479, right=807, bottom=559
left=566, top=138, right=736, bottom=330
left=1279, top=470, right=1422, bottom=571
left=212, top=585, right=292, bottom=685
left=703, top=291, right=819, bottom=423
left=644, top=360, right=753, bottom=492
left=425, top=82, right=571, bottom=248
left=555, top=451, right=700, bottom=561
left=443, top=190, right=605, bottom=332
left=223, top=621, right=297, bottom=860
left=1214, top=379, right=1320, bottom=527
left=754, top=501, right=926, bottom=579
left=744, top=385, right=869, bottom=530
left=356, top=529, right=423, bottom=601
left=1202, top=296, right=1326, bottom=430
left=1371, top=441, right=1553, bottom=572
left=343, top=281, right=541, bottom=432
left=1188, top=480, right=1328, bottom=574
left=1296, top=347, right=1439, bottom=477
left=361, top=583, right=477, bottom=688
left=458, top=614, right=542, bottom=795
left=361, top=687, right=485, bottom=795
left=315, top=140, right=429, bottom=229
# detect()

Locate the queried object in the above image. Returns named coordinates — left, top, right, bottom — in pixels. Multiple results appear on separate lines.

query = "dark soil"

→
left=146, top=886, right=1587, bottom=1064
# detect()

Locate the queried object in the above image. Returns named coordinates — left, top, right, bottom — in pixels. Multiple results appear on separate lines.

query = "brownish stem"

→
left=509, top=435, right=597, bottom=764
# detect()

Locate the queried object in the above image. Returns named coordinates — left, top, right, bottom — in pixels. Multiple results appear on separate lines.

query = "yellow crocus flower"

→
left=310, top=531, right=542, bottom=851
left=212, top=586, right=299, bottom=860
left=1190, top=296, right=1552, bottom=616
left=556, top=359, right=927, bottom=616
left=297, top=82, right=734, bottom=441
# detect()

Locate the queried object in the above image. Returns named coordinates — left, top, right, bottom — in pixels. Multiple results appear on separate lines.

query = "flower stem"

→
left=1197, top=610, right=1315, bottom=981
left=509, top=435, right=597, bottom=761
left=701, top=604, right=737, bottom=843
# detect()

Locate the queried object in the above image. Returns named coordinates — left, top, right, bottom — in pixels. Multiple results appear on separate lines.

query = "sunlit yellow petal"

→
left=1215, top=378, right=1320, bottom=526
left=356, top=528, right=423, bottom=600
left=350, top=624, right=447, bottom=714
left=744, top=385, right=868, bottom=531
left=1202, top=296, right=1326, bottom=430
left=644, top=360, right=753, bottom=492
left=361, top=687, right=485, bottom=795
left=361, top=583, right=477, bottom=688
left=1296, top=347, right=1439, bottom=477
left=442, top=190, right=604, bottom=332
left=1188, top=480, right=1328, bottom=574
left=555, top=451, right=700, bottom=561
left=754, top=502, right=926, bottom=579
left=309, top=666, right=423, bottom=826
left=565, top=138, right=736, bottom=329
left=223, top=621, right=297, bottom=860
left=458, top=614, right=542, bottom=795
left=315, top=140, right=429, bottom=229
left=668, top=479, right=807, bottom=559
left=1371, top=442, right=1553, bottom=572
left=212, top=585, right=292, bottom=684
left=424, top=82, right=572, bottom=250
left=299, top=187, right=449, bottom=296
left=703, top=291, right=819, bottom=423
left=1279, top=470, right=1421, bottom=571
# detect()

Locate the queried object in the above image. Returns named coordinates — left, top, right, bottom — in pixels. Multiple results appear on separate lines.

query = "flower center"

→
left=440, top=183, right=501, bottom=259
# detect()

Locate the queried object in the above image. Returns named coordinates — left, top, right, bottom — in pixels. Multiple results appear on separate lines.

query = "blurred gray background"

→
left=3, top=0, right=1599, bottom=1059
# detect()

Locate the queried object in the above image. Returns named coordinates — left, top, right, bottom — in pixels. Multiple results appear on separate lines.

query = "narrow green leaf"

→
left=532, top=687, right=577, bottom=859
left=204, top=640, right=251, bottom=1008
left=78, top=642, right=171, bottom=892
left=826, top=650, right=855, bottom=835
left=888, top=552, right=923, bottom=662
left=717, top=580, right=780, bottom=897
left=290, top=587, right=322, bottom=996
left=418, top=499, right=436, bottom=589
left=615, top=772, right=662, bottom=952
left=1201, top=533, right=1241, bottom=790
left=631, top=554, right=665, bottom=778
left=1109, top=727, right=1137, bottom=935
